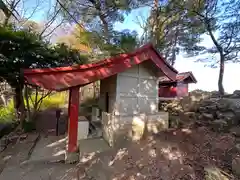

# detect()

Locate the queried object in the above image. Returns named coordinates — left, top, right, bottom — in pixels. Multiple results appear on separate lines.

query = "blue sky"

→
left=28, top=2, right=240, bottom=93
left=114, top=7, right=150, bottom=35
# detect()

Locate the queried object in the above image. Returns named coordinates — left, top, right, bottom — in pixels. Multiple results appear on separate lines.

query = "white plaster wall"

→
left=115, top=61, right=159, bottom=115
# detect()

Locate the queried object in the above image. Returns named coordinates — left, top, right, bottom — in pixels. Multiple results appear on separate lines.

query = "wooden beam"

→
left=67, top=86, right=79, bottom=153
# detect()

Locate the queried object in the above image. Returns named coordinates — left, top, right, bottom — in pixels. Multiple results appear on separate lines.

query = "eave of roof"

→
left=24, top=43, right=178, bottom=91
left=159, top=71, right=197, bottom=84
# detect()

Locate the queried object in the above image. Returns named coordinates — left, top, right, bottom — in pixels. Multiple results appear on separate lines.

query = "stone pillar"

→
left=91, top=107, right=99, bottom=122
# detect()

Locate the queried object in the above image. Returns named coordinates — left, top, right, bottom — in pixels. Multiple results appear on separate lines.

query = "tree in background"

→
left=177, top=0, right=240, bottom=95
left=113, top=29, right=139, bottom=53
left=0, top=0, right=67, bottom=40
left=0, top=0, right=19, bottom=25
left=1, top=0, right=237, bottom=96
left=56, top=24, right=93, bottom=54
left=142, top=0, right=205, bottom=66
left=57, top=0, right=132, bottom=41
left=0, top=0, right=139, bottom=127
left=55, top=3, right=139, bottom=59
left=0, top=25, right=88, bottom=127
left=0, top=0, right=10, bottom=16
left=56, top=0, right=143, bottom=59
left=143, top=0, right=239, bottom=94
left=75, top=27, right=139, bottom=59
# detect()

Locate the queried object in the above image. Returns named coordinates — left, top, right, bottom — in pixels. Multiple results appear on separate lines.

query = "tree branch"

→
left=204, top=18, right=223, bottom=54
left=39, top=8, right=61, bottom=37
left=36, top=90, right=52, bottom=105
left=42, top=19, right=64, bottom=39
left=56, top=0, right=82, bottom=27
left=224, top=25, right=235, bottom=52
left=3, top=0, right=20, bottom=25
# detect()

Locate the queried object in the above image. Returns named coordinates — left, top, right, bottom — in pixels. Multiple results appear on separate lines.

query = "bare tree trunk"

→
left=3, top=0, right=20, bottom=26
left=93, top=0, right=110, bottom=41
left=24, top=86, right=31, bottom=122
left=14, top=85, right=25, bottom=128
left=205, top=19, right=225, bottom=95
left=218, top=54, right=225, bottom=95
left=150, top=0, right=159, bottom=45
left=99, top=13, right=109, bottom=40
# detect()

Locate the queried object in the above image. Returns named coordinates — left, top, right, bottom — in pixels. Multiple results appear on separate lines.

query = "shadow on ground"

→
left=78, top=126, right=236, bottom=180
left=0, top=133, right=79, bottom=180
left=0, top=127, right=237, bottom=180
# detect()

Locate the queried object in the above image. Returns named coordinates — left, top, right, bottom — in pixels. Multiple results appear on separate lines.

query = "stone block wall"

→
left=160, top=90, right=240, bottom=131
left=196, top=97, right=240, bottom=131
left=102, top=112, right=169, bottom=146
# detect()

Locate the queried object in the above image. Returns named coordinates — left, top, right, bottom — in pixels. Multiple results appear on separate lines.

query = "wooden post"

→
left=67, top=86, right=80, bottom=153
left=55, top=109, right=61, bottom=136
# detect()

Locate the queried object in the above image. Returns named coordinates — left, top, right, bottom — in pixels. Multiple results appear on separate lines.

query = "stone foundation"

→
left=102, top=112, right=169, bottom=146
left=65, top=151, right=79, bottom=164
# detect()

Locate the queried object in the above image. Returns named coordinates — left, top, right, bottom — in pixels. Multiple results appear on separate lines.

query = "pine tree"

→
left=144, top=0, right=205, bottom=66
left=179, top=0, right=240, bottom=95
left=56, top=0, right=140, bottom=59
left=57, top=0, right=134, bottom=41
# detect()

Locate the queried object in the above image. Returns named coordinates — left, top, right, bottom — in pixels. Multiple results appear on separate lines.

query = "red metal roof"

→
left=159, top=71, right=197, bottom=84
left=24, top=43, right=178, bottom=91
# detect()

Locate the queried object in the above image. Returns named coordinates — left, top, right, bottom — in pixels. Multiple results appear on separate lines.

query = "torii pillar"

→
left=66, top=86, right=79, bottom=163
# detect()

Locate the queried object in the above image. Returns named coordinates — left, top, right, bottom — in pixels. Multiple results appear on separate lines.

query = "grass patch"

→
left=0, top=100, right=15, bottom=123
left=0, top=92, right=67, bottom=124
left=28, top=92, right=68, bottom=110
left=0, top=91, right=68, bottom=123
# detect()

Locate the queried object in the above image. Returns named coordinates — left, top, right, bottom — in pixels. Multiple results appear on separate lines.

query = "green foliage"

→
left=49, top=43, right=89, bottom=66
left=37, top=92, right=67, bottom=110
left=172, top=0, right=240, bottom=63
left=0, top=91, right=67, bottom=124
left=143, top=0, right=206, bottom=65
left=77, top=29, right=139, bottom=58
left=58, top=0, right=140, bottom=57
left=179, top=0, right=239, bottom=94
left=0, top=100, right=15, bottom=123
left=0, top=26, right=89, bottom=87
left=112, top=30, right=139, bottom=53
left=143, top=0, right=239, bottom=94
left=0, top=25, right=88, bottom=122
left=0, top=26, right=46, bottom=87
left=59, top=0, right=132, bottom=34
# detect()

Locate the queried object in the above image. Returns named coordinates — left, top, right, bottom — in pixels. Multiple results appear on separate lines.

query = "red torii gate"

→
left=23, top=43, right=178, bottom=156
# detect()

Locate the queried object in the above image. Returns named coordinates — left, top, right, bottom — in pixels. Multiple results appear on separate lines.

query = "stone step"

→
left=88, top=129, right=103, bottom=138
left=88, top=121, right=103, bottom=138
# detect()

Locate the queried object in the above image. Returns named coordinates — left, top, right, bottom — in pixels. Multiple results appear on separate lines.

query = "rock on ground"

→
left=204, top=166, right=229, bottom=180
left=232, top=157, right=240, bottom=177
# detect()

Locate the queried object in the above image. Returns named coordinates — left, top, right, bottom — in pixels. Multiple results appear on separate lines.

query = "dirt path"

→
left=0, top=133, right=79, bottom=180
left=0, top=127, right=237, bottom=180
